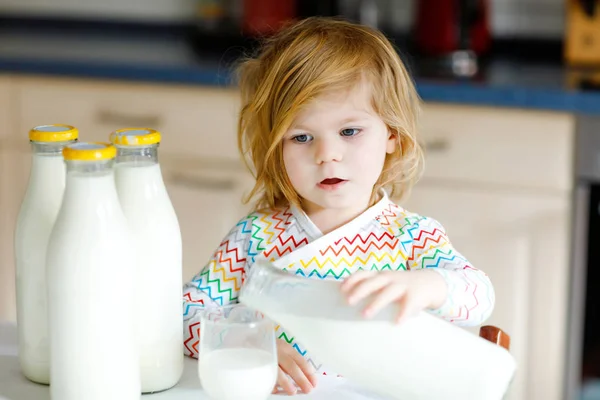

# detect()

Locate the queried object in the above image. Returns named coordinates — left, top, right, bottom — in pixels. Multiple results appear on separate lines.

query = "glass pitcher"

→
left=240, top=260, right=517, bottom=400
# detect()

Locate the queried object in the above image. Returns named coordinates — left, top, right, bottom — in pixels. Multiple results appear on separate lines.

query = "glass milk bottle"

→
left=14, top=124, right=78, bottom=384
left=109, top=128, right=183, bottom=393
left=46, top=143, right=140, bottom=400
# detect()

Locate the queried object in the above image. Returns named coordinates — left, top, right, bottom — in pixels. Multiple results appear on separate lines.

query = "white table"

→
left=0, top=322, right=388, bottom=400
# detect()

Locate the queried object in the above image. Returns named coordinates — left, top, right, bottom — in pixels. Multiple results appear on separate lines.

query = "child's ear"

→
left=386, top=129, right=398, bottom=154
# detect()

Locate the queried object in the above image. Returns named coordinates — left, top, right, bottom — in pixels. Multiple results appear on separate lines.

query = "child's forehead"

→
left=297, top=83, right=374, bottom=117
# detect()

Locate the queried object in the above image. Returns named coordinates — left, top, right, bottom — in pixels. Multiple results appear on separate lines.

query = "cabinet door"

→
left=0, top=75, right=18, bottom=321
left=15, top=76, right=241, bottom=160
left=401, top=185, right=570, bottom=400
left=160, top=155, right=255, bottom=283
left=0, top=143, right=31, bottom=322
left=419, top=103, right=574, bottom=192
left=0, top=75, right=14, bottom=140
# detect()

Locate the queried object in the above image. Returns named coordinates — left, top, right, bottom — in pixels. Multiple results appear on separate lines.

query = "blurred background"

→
left=0, top=1, right=600, bottom=400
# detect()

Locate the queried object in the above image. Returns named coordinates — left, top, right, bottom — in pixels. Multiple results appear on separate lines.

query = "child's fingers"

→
left=272, top=385, right=283, bottom=394
left=363, top=283, right=405, bottom=318
left=279, top=354, right=314, bottom=394
left=286, top=362, right=314, bottom=394
left=308, top=370, right=319, bottom=388
left=275, top=367, right=297, bottom=395
left=345, top=274, right=390, bottom=305
left=340, top=270, right=374, bottom=292
left=291, top=351, right=318, bottom=388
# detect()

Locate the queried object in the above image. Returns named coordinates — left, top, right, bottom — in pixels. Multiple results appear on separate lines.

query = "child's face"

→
left=282, top=81, right=397, bottom=216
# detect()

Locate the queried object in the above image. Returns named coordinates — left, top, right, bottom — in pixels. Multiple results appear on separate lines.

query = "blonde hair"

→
left=236, top=16, right=423, bottom=211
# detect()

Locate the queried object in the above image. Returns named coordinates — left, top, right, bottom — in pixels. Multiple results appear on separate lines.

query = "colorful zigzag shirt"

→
left=183, top=191, right=495, bottom=374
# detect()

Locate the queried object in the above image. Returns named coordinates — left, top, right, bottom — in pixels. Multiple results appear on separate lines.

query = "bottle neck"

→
left=115, top=145, right=158, bottom=165
left=62, top=160, right=120, bottom=210
left=66, top=159, right=114, bottom=175
left=26, top=148, right=68, bottom=201
left=28, top=142, right=69, bottom=189
left=31, top=140, right=76, bottom=156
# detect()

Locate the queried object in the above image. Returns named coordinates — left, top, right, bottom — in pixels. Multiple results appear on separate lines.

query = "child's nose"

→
left=314, top=138, right=343, bottom=164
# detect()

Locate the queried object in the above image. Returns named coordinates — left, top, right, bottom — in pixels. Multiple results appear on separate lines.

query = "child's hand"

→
left=340, top=270, right=448, bottom=324
left=273, top=339, right=318, bottom=395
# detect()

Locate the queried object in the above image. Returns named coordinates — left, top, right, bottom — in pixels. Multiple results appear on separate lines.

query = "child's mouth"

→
left=321, top=178, right=344, bottom=185
left=318, top=178, right=347, bottom=190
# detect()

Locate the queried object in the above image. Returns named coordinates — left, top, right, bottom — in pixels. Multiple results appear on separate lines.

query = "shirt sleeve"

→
left=408, top=216, right=495, bottom=327
left=182, top=216, right=252, bottom=358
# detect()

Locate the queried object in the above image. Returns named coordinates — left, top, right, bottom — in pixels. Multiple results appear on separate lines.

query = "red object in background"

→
left=414, top=0, right=491, bottom=56
left=242, top=0, right=297, bottom=37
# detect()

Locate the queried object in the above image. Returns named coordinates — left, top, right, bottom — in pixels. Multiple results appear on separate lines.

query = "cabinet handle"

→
left=167, top=173, right=236, bottom=192
left=423, top=138, right=450, bottom=152
left=95, top=109, right=162, bottom=128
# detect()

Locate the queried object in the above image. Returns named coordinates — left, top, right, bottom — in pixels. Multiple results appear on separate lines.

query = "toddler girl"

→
left=183, top=16, right=495, bottom=396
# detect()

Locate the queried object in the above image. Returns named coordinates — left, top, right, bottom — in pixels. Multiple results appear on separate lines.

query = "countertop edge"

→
left=2, top=57, right=600, bottom=115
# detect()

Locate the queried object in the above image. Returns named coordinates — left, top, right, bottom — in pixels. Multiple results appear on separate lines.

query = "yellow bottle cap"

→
left=63, top=142, right=117, bottom=161
left=109, top=128, right=161, bottom=146
left=29, top=124, right=79, bottom=143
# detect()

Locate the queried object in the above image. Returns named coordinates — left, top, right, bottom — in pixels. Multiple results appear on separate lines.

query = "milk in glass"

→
left=109, top=128, right=183, bottom=393
left=198, top=304, right=277, bottom=400
left=46, top=143, right=140, bottom=400
left=198, top=348, right=277, bottom=400
left=14, top=124, right=78, bottom=384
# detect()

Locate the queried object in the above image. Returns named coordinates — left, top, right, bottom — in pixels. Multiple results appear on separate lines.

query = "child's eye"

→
left=340, top=128, right=361, bottom=137
left=292, top=134, right=313, bottom=143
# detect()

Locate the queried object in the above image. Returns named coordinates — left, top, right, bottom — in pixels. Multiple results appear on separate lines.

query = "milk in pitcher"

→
left=14, top=124, right=78, bottom=384
left=46, top=143, right=140, bottom=400
left=109, top=128, right=183, bottom=393
left=240, top=261, right=517, bottom=400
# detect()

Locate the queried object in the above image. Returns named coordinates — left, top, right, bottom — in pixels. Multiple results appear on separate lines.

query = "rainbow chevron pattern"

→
left=182, top=195, right=495, bottom=374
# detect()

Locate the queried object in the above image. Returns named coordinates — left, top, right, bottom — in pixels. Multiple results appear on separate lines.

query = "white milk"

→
left=46, top=164, right=140, bottom=400
left=114, top=161, right=183, bottom=393
left=198, top=348, right=277, bottom=400
left=243, top=294, right=517, bottom=400
left=15, top=149, right=69, bottom=384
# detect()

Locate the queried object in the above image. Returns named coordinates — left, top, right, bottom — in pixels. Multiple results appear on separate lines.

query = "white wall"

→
left=0, top=0, right=565, bottom=39
left=0, top=0, right=197, bottom=22
left=490, top=0, right=565, bottom=38
left=385, top=0, right=564, bottom=39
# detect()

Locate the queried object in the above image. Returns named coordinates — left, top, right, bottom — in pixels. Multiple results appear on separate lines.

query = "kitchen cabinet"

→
left=0, top=75, right=14, bottom=139
left=0, top=75, right=19, bottom=322
left=401, top=103, right=575, bottom=400
left=159, top=153, right=255, bottom=282
left=417, top=103, right=574, bottom=192
left=0, top=142, right=30, bottom=323
left=402, top=185, right=570, bottom=400
left=13, top=75, right=242, bottom=160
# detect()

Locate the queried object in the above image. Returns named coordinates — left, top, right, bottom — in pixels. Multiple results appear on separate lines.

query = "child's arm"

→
left=408, top=217, right=495, bottom=327
left=182, top=219, right=251, bottom=358
left=341, top=216, right=494, bottom=327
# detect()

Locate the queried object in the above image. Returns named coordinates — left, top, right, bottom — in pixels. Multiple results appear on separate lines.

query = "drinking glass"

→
left=198, top=303, right=277, bottom=400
